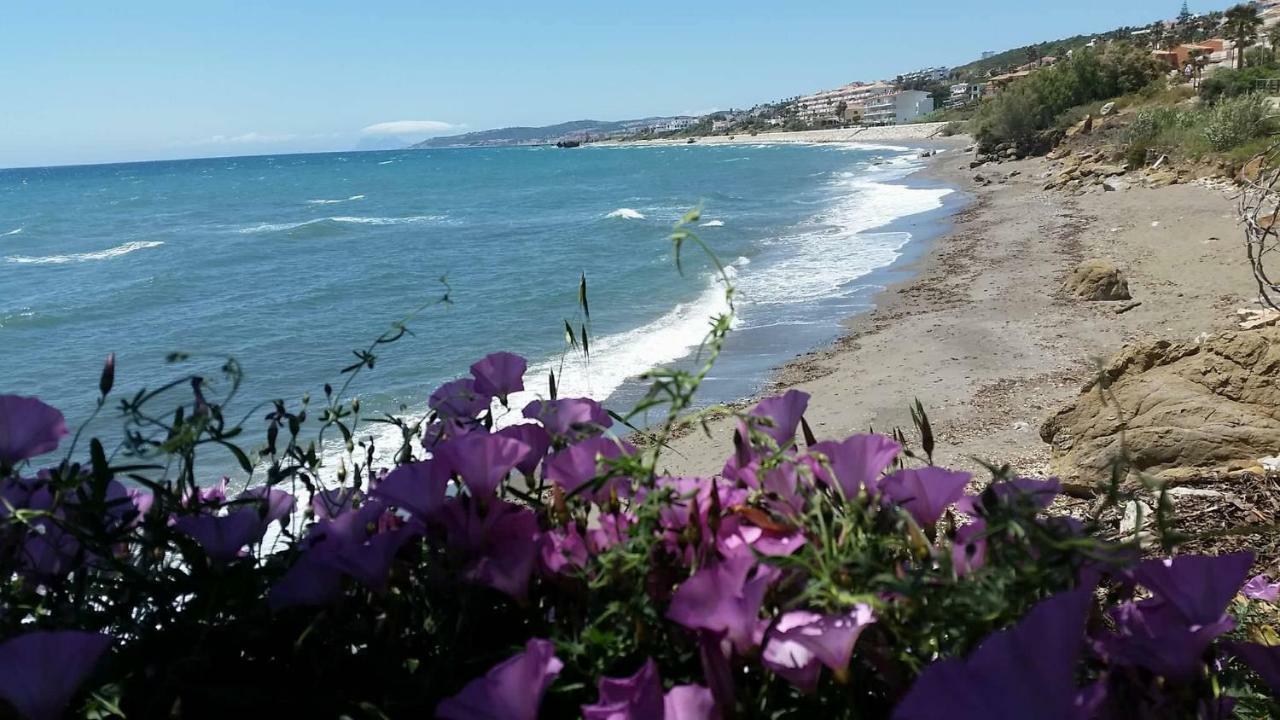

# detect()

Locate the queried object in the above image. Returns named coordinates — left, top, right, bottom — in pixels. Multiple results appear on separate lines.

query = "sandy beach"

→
left=658, top=141, right=1255, bottom=479
left=606, top=123, right=951, bottom=146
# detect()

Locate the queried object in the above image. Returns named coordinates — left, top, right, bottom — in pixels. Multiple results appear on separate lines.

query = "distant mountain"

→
left=410, top=117, right=692, bottom=148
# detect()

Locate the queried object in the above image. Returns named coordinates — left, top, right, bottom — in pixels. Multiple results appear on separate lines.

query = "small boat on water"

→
left=555, top=140, right=582, bottom=148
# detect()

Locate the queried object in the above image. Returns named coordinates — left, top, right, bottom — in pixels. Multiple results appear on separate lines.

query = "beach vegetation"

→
left=1200, top=64, right=1280, bottom=105
left=1, top=217, right=1278, bottom=718
left=1123, top=92, right=1274, bottom=166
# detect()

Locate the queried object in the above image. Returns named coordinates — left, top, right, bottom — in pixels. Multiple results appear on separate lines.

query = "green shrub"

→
left=1204, top=92, right=1272, bottom=150
left=1200, top=65, right=1280, bottom=104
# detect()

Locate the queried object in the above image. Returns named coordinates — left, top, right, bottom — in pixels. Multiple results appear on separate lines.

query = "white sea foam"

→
left=306, top=194, right=366, bottom=205
left=378, top=160, right=395, bottom=165
left=236, top=215, right=447, bottom=233
left=700, top=220, right=725, bottom=227
left=6, top=240, right=164, bottom=265
left=606, top=208, right=646, bottom=220
left=2, top=227, right=22, bottom=237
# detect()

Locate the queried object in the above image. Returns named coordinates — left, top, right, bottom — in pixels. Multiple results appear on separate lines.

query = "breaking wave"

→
left=6, top=240, right=165, bottom=265
left=605, top=208, right=645, bottom=220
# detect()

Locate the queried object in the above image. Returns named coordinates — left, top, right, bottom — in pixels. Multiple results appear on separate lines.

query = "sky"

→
left=0, top=0, right=1235, bottom=168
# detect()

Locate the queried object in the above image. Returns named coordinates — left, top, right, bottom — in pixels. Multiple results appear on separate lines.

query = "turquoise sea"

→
left=0, top=142, right=958, bottom=472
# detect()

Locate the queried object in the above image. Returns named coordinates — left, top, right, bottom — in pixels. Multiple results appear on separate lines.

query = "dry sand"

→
left=657, top=144, right=1257, bottom=479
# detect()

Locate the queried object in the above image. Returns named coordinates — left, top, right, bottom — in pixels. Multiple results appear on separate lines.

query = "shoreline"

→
left=602, top=123, right=951, bottom=147
left=657, top=140, right=1255, bottom=480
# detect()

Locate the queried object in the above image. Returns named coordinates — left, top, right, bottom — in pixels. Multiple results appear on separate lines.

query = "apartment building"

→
left=795, top=81, right=895, bottom=122
left=946, top=82, right=984, bottom=108
left=862, top=90, right=935, bottom=126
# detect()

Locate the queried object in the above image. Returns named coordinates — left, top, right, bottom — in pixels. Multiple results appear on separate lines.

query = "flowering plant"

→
left=1, top=215, right=1277, bottom=718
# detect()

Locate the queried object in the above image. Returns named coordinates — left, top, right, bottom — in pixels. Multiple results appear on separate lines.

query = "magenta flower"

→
left=807, top=434, right=900, bottom=499
left=746, top=390, right=809, bottom=449
left=586, top=510, right=632, bottom=554
left=664, top=684, right=717, bottom=720
left=439, top=498, right=540, bottom=600
left=523, top=397, right=612, bottom=439
left=667, top=546, right=781, bottom=652
left=880, top=467, right=972, bottom=527
left=0, top=395, right=68, bottom=467
left=495, top=423, right=551, bottom=475
left=544, top=436, right=635, bottom=500
left=951, top=521, right=988, bottom=576
left=894, top=589, right=1092, bottom=719
left=1226, top=642, right=1280, bottom=695
left=470, top=351, right=527, bottom=401
left=370, top=460, right=451, bottom=521
left=429, top=378, right=491, bottom=419
left=0, top=630, right=112, bottom=720
left=538, top=524, right=588, bottom=575
left=1243, top=574, right=1280, bottom=602
left=436, top=638, right=563, bottom=720
left=437, top=433, right=530, bottom=498
left=581, top=658, right=664, bottom=720
left=762, top=605, right=876, bottom=692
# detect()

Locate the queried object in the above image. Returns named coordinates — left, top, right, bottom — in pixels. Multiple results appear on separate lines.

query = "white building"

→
left=795, top=81, right=895, bottom=122
left=862, top=90, right=935, bottom=126
left=946, top=82, right=983, bottom=108
left=897, top=67, right=950, bottom=85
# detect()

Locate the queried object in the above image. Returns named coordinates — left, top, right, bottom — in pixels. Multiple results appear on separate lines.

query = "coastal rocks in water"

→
left=1064, top=259, right=1131, bottom=301
left=1041, top=329, right=1280, bottom=484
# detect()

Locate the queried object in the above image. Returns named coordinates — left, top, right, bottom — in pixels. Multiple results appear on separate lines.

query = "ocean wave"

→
left=2, top=227, right=22, bottom=237
left=5, top=240, right=165, bottom=265
left=700, top=220, right=725, bottom=227
left=236, top=215, right=447, bottom=234
left=305, top=194, right=366, bottom=205
left=605, top=208, right=645, bottom=220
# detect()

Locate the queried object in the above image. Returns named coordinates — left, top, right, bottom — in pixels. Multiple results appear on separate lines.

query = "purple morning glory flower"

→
left=746, top=390, right=809, bottom=449
left=951, top=520, right=988, bottom=576
left=880, top=467, right=972, bottom=527
left=586, top=510, right=632, bottom=555
left=311, top=486, right=361, bottom=520
left=1241, top=574, right=1279, bottom=602
left=762, top=606, right=876, bottom=692
left=664, top=684, right=717, bottom=720
left=430, top=378, right=491, bottom=420
left=1100, top=599, right=1233, bottom=681
left=495, top=423, right=551, bottom=475
left=894, top=589, right=1092, bottom=720
left=523, top=397, right=612, bottom=439
left=439, top=498, right=540, bottom=600
left=173, top=487, right=295, bottom=563
left=581, top=658, right=664, bottom=720
left=807, top=434, right=901, bottom=499
left=0, top=630, right=112, bottom=720
left=14, top=484, right=80, bottom=579
left=538, top=524, right=588, bottom=575
left=470, top=351, right=527, bottom=400
left=1226, top=642, right=1280, bottom=695
left=436, top=638, right=563, bottom=720
left=544, top=436, right=635, bottom=500
left=667, top=547, right=781, bottom=653
left=437, top=432, right=530, bottom=498
left=956, top=477, right=1061, bottom=517
left=1132, top=552, right=1254, bottom=627
left=0, top=395, right=68, bottom=467
left=370, top=460, right=451, bottom=521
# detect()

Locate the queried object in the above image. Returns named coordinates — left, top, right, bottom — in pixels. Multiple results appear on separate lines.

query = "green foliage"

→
left=972, top=45, right=1165, bottom=150
left=1121, top=92, right=1273, bottom=165
left=1204, top=92, right=1273, bottom=150
left=1200, top=65, right=1280, bottom=104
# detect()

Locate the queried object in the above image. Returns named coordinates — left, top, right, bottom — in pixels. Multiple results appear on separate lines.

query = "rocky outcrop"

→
left=1041, top=329, right=1280, bottom=484
left=1064, top=259, right=1131, bottom=301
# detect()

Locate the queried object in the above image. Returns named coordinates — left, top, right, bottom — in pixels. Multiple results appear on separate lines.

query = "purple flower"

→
left=1226, top=642, right=1280, bottom=695
left=956, top=477, right=1060, bottom=517
left=587, top=511, right=632, bottom=554
left=370, top=460, right=451, bottom=521
left=880, top=467, right=972, bottom=527
left=495, top=423, right=551, bottom=475
left=539, top=524, right=588, bottom=575
left=951, top=520, right=988, bottom=576
left=430, top=378, right=491, bottom=420
left=470, top=352, right=527, bottom=400
left=807, top=434, right=901, bottom=499
left=0, top=396, right=68, bottom=467
left=762, top=606, right=875, bottom=692
left=582, top=658, right=664, bottom=720
left=664, top=685, right=717, bottom=720
left=437, top=433, right=530, bottom=498
left=544, top=436, right=635, bottom=500
left=1133, top=552, right=1254, bottom=627
left=0, top=630, right=112, bottom=720
left=439, top=498, right=540, bottom=600
left=311, top=486, right=361, bottom=520
left=667, top=547, right=780, bottom=653
left=523, top=397, right=612, bottom=439
left=436, top=638, right=563, bottom=720
left=1242, top=574, right=1279, bottom=602
left=173, top=487, right=295, bottom=563
left=746, top=390, right=809, bottom=449
left=1100, top=599, right=1233, bottom=681
left=894, top=589, right=1092, bottom=720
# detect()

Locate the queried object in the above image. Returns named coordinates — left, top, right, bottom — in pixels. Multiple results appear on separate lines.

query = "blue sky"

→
left=1, top=0, right=1232, bottom=167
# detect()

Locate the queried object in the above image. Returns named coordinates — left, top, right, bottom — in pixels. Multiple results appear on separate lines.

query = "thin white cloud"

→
left=360, top=120, right=460, bottom=137
left=209, top=132, right=298, bottom=144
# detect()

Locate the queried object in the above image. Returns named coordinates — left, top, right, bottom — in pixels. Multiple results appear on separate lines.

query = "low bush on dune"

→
left=1, top=215, right=1279, bottom=718
left=1123, top=93, right=1274, bottom=166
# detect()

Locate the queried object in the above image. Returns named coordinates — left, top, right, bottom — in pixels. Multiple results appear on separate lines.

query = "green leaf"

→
left=578, top=272, right=590, bottom=319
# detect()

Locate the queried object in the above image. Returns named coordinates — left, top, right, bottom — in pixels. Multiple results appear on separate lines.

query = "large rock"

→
left=1042, top=329, right=1280, bottom=484
left=1064, top=259, right=1132, bottom=301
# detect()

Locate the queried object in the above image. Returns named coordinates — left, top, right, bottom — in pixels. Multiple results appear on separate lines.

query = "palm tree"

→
left=1224, top=3, right=1264, bottom=69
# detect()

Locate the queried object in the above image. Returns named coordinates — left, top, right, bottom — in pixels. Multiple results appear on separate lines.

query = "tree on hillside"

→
left=1179, top=1, right=1193, bottom=25
left=1224, top=3, right=1264, bottom=69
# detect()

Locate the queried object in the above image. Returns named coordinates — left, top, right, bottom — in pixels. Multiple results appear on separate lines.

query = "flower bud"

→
left=99, top=352, right=116, bottom=396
